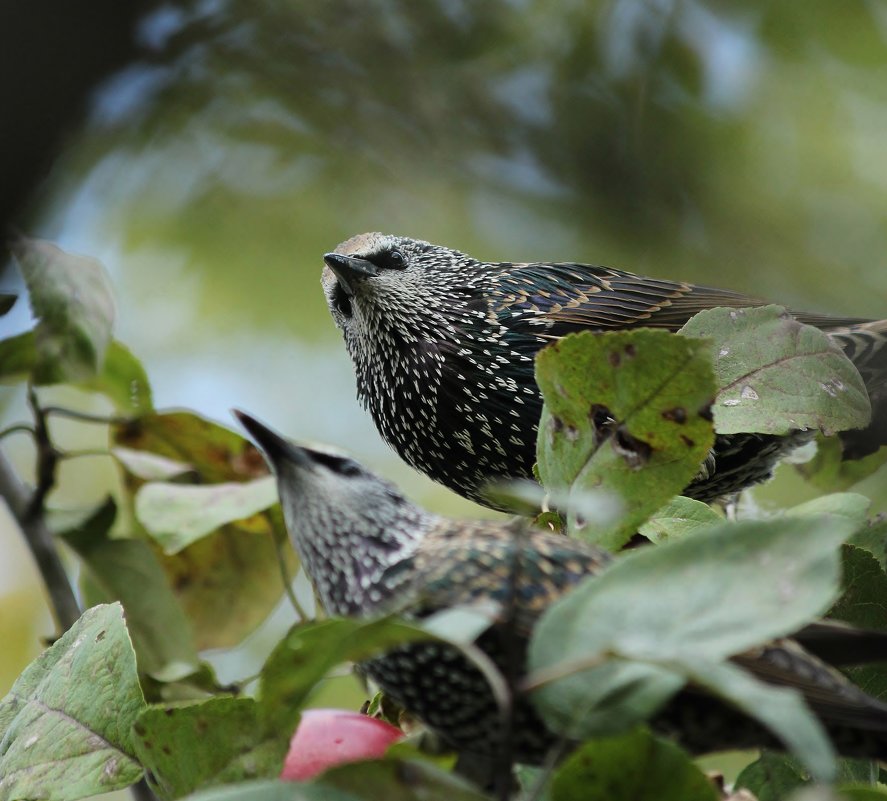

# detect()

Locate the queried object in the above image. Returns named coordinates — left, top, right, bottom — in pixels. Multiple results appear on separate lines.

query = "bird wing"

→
left=732, top=640, right=887, bottom=731
left=495, top=263, right=873, bottom=336
left=378, top=521, right=611, bottom=638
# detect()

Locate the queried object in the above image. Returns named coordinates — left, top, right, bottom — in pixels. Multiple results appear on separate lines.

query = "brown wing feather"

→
left=503, top=263, right=875, bottom=334
left=733, top=642, right=887, bottom=730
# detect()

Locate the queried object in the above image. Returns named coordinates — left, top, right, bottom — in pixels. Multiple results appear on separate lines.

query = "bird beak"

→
left=233, top=410, right=313, bottom=469
left=323, top=253, right=380, bottom=296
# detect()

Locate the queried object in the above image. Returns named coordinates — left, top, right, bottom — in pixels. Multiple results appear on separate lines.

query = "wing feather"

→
left=495, top=262, right=874, bottom=335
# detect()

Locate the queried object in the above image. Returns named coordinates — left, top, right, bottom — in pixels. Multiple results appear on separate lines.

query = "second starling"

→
left=236, top=410, right=887, bottom=769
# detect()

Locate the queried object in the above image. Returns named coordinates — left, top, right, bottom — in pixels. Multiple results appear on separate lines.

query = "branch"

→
left=0, top=448, right=80, bottom=631
left=0, top=432, right=161, bottom=801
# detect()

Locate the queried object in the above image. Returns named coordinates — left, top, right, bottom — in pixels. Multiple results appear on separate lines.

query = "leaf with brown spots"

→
left=535, top=329, right=716, bottom=550
left=0, top=604, right=146, bottom=800
left=131, top=698, right=283, bottom=799
left=111, top=411, right=298, bottom=650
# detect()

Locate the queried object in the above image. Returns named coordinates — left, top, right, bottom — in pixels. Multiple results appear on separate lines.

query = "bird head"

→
left=321, top=233, right=484, bottom=347
left=233, top=410, right=429, bottom=611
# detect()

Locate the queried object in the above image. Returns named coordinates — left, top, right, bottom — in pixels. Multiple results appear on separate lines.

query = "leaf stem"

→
left=0, top=423, right=34, bottom=441
left=58, top=448, right=112, bottom=460
left=519, top=652, right=611, bottom=693
left=270, top=523, right=309, bottom=620
left=41, top=405, right=134, bottom=425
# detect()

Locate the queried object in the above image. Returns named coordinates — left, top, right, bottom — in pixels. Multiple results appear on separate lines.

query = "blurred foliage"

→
left=22, top=0, right=887, bottom=324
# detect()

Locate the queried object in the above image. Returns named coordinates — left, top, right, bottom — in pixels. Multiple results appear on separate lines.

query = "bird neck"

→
left=297, top=504, right=434, bottom=617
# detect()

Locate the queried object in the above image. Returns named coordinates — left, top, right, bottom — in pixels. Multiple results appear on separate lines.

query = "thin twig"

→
left=519, top=652, right=610, bottom=694
left=25, top=386, right=59, bottom=521
left=0, top=423, right=35, bottom=441
left=269, top=524, right=308, bottom=620
left=41, top=405, right=134, bottom=426
left=58, top=448, right=112, bottom=460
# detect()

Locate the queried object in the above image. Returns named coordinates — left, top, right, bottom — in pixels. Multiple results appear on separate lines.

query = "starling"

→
left=321, top=233, right=887, bottom=508
left=236, top=410, right=887, bottom=765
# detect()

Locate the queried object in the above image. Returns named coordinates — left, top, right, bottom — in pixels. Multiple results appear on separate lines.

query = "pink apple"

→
left=280, top=708, right=404, bottom=781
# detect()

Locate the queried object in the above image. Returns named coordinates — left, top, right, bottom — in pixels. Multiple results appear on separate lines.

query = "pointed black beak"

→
left=323, top=253, right=380, bottom=296
left=233, top=410, right=312, bottom=469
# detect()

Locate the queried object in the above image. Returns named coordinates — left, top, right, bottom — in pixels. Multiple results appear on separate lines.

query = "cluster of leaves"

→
left=1, top=239, right=886, bottom=801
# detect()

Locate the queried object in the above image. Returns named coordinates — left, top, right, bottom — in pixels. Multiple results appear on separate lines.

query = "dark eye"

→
left=312, top=450, right=362, bottom=477
left=384, top=249, right=407, bottom=270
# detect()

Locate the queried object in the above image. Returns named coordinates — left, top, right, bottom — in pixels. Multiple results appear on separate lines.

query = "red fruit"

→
left=280, top=708, right=403, bottom=781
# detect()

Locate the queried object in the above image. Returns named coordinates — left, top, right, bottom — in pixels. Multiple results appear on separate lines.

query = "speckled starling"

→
left=236, top=410, right=887, bottom=765
left=321, top=234, right=887, bottom=508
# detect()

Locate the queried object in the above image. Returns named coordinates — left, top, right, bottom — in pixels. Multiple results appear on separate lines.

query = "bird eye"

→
left=312, top=450, right=362, bottom=476
left=387, top=250, right=406, bottom=269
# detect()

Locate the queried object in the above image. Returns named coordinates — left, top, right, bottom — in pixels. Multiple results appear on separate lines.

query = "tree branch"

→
left=0, top=444, right=160, bottom=801
left=0, top=447, right=81, bottom=631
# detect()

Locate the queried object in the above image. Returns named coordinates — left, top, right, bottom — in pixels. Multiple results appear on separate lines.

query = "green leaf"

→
left=0, top=603, right=146, bottom=800
left=786, top=492, right=871, bottom=526
left=0, top=293, right=16, bottom=315
left=827, top=546, right=887, bottom=701
left=638, top=496, right=723, bottom=543
left=789, top=788, right=887, bottom=801
left=680, top=305, right=871, bottom=436
left=180, top=780, right=357, bottom=801
left=11, top=237, right=116, bottom=383
left=132, top=697, right=284, bottom=799
left=848, top=519, right=887, bottom=571
left=733, top=752, right=876, bottom=799
left=837, top=788, right=887, bottom=799
left=829, top=546, right=887, bottom=632
left=113, top=411, right=298, bottom=650
left=837, top=758, right=880, bottom=786
left=0, top=333, right=152, bottom=414
left=81, top=339, right=153, bottom=413
left=155, top=511, right=296, bottom=650
left=321, top=758, right=489, bottom=801
left=136, top=476, right=279, bottom=554
left=797, top=437, right=887, bottom=492
left=58, top=498, right=201, bottom=683
left=531, top=515, right=852, bottom=668
left=687, top=659, right=834, bottom=780
left=549, top=728, right=718, bottom=801
left=113, top=410, right=264, bottom=484
left=735, top=752, right=809, bottom=801
left=257, top=618, right=433, bottom=736
left=535, top=329, right=716, bottom=549
left=0, top=331, right=36, bottom=383
left=517, top=765, right=553, bottom=801
left=528, top=516, right=853, bottom=767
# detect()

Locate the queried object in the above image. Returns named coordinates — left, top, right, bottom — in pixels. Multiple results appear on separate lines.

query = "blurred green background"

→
left=2, top=0, right=886, bottom=703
